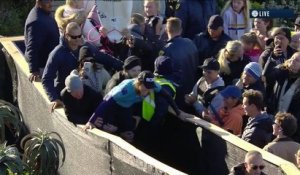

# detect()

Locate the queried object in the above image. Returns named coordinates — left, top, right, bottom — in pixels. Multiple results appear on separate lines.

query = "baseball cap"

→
left=199, top=57, right=220, bottom=71
left=220, top=85, right=241, bottom=99
left=208, top=15, right=223, bottom=30
left=137, top=71, right=156, bottom=89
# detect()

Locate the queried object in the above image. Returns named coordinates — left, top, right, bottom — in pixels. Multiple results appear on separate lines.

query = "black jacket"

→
left=193, top=31, right=231, bottom=65
left=24, top=6, right=59, bottom=73
left=241, top=113, right=273, bottom=148
left=104, top=71, right=129, bottom=95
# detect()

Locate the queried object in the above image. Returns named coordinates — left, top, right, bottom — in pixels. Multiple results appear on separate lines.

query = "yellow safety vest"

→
left=142, top=77, right=176, bottom=121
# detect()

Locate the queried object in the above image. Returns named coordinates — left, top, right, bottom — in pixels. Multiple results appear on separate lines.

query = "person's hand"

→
left=121, top=28, right=131, bottom=39
left=126, top=36, right=134, bottom=48
left=50, top=99, right=63, bottom=113
left=103, top=123, right=118, bottom=133
left=82, top=122, right=95, bottom=131
left=29, top=72, right=41, bottom=82
left=184, top=94, right=197, bottom=104
left=178, top=110, right=193, bottom=122
left=201, top=110, right=213, bottom=122
left=120, top=131, right=134, bottom=143
left=94, top=117, right=103, bottom=128
left=99, top=26, right=108, bottom=37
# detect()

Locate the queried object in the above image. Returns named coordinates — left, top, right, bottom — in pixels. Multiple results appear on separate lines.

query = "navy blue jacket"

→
left=42, top=37, right=80, bottom=102
left=193, top=31, right=231, bottom=65
left=174, top=0, right=217, bottom=39
left=24, top=6, right=59, bottom=73
left=162, top=36, right=198, bottom=108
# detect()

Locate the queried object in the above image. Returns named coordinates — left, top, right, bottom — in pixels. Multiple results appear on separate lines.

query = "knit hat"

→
left=137, top=71, right=156, bottom=89
left=220, top=85, right=241, bottom=99
left=154, top=56, right=173, bottom=76
left=65, top=71, right=83, bottom=92
left=207, top=15, right=223, bottom=30
left=244, top=62, right=262, bottom=80
left=123, top=56, right=141, bottom=70
left=272, top=27, right=291, bottom=42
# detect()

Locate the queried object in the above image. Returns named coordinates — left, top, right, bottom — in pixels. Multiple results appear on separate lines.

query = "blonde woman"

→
left=218, top=40, right=250, bottom=85
left=221, top=0, right=251, bottom=40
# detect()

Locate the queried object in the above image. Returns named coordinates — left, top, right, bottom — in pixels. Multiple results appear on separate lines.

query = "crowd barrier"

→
left=1, top=36, right=299, bottom=175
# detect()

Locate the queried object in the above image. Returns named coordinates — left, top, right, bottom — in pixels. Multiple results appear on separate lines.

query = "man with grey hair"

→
left=25, top=0, right=59, bottom=82
left=230, top=150, right=267, bottom=175
left=42, top=22, right=83, bottom=112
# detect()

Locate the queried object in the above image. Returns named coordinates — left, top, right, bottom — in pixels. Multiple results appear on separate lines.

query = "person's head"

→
left=242, top=90, right=264, bottom=117
left=244, top=151, right=265, bottom=175
left=290, top=32, right=300, bottom=51
left=135, top=71, right=156, bottom=97
left=66, top=0, right=84, bottom=9
left=131, top=13, right=146, bottom=34
left=295, top=149, right=300, bottom=169
left=231, top=0, right=246, bottom=13
left=123, top=56, right=142, bottom=78
left=242, top=62, right=262, bottom=86
left=144, top=0, right=159, bottom=17
left=272, top=112, right=297, bottom=137
left=166, top=17, right=182, bottom=38
left=78, top=46, right=97, bottom=71
left=154, top=56, right=173, bottom=77
left=254, top=18, right=273, bottom=33
left=271, top=27, right=291, bottom=52
left=207, top=15, right=224, bottom=40
left=294, top=17, right=300, bottom=32
left=65, top=70, right=84, bottom=99
left=283, top=52, right=300, bottom=74
left=220, top=85, right=242, bottom=108
left=200, top=57, right=220, bottom=84
left=36, top=0, right=53, bottom=13
left=65, top=22, right=83, bottom=51
left=218, top=40, right=244, bottom=75
left=241, top=32, right=262, bottom=52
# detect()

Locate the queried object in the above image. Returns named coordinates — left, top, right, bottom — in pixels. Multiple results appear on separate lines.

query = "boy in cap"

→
left=85, top=71, right=187, bottom=142
left=61, top=70, right=102, bottom=124
left=185, top=57, right=225, bottom=116
left=203, top=85, right=245, bottom=135
left=193, top=15, right=231, bottom=66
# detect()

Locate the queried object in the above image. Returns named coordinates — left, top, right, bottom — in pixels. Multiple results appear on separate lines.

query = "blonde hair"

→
left=218, top=40, right=243, bottom=75
left=166, top=17, right=182, bottom=34
left=144, top=0, right=160, bottom=13
left=221, top=0, right=250, bottom=29
left=66, top=0, right=84, bottom=8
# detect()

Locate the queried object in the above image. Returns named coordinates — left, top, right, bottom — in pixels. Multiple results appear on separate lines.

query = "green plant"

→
left=0, top=142, right=27, bottom=174
left=21, top=129, right=66, bottom=175
left=0, top=100, right=23, bottom=144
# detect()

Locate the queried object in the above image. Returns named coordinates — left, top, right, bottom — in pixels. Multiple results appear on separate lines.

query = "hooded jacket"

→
left=241, top=112, right=273, bottom=148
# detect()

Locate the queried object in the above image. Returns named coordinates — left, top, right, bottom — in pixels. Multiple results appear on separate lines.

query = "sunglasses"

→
left=251, top=165, right=265, bottom=170
left=67, top=34, right=82, bottom=39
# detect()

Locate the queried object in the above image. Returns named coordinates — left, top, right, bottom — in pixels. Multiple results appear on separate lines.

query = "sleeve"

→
left=25, top=21, right=47, bottom=73
left=222, top=10, right=230, bottom=35
left=244, top=127, right=267, bottom=148
left=157, top=88, right=180, bottom=116
left=42, top=51, right=60, bottom=102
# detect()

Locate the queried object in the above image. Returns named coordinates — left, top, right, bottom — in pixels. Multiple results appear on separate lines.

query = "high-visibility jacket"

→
left=142, top=77, right=176, bottom=121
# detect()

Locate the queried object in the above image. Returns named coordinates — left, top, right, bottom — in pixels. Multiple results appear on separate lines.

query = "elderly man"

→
left=25, top=0, right=59, bottom=82
left=230, top=150, right=266, bottom=175
left=42, top=22, right=83, bottom=112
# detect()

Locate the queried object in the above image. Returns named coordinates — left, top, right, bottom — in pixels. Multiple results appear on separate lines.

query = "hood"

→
left=55, top=5, right=86, bottom=30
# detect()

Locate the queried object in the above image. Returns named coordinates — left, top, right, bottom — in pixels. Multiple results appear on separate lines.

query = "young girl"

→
left=221, top=0, right=251, bottom=40
left=240, top=32, right=263, bottom=62
left=218, top=40, right=250, bottom=85
left=252, top=18, right=273, bottom=49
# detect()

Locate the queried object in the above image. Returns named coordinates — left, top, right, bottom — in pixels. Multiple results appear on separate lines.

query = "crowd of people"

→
left=24, top=0, right=300, bottom=173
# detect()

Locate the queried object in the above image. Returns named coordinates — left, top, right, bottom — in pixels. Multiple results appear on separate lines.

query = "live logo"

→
left=257, top=11, right=270, bottom=17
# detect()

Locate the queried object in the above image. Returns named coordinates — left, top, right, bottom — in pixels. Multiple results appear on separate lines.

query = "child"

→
left=221, top=0, right=251, bottom=40
left=240, top=32, right=263, bottom=62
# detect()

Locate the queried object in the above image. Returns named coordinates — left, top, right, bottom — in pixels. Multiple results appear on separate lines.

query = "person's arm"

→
left=25, top=21, right=46, bottom=73
left=222, top=11, right=230, bottom=35
left=157, top=88, right=180, bottom=116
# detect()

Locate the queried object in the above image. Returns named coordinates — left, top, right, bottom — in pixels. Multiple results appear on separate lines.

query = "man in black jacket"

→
left=25, top=0, right=59, bottom=82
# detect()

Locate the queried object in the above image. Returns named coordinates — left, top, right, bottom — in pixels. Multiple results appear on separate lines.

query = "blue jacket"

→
left=42, top=37, right=79, bottom=101
left=24, top=6, right=59, bottom=73
left=162, top=36, right=198, bottom=108
left=175, top=0, right=217, bottom=39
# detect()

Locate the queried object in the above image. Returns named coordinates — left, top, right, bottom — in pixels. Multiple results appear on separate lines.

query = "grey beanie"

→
left=65, top=71, right=83, bottom=92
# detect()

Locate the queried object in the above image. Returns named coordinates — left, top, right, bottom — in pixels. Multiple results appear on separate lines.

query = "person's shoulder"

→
left=60, top=87, right=69, bottom=98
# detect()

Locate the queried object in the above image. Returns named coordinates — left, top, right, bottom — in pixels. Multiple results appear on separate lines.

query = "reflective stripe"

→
left=155, top=77, right=176, bottom=99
